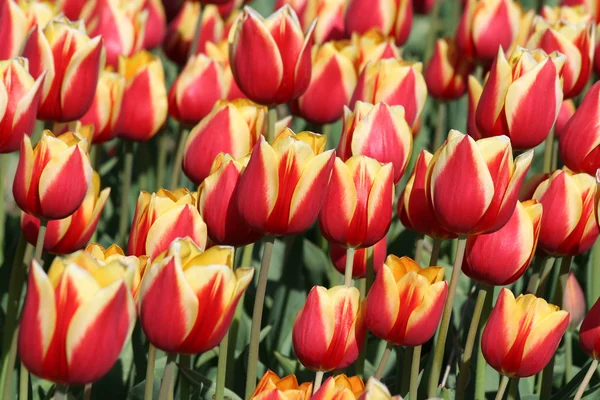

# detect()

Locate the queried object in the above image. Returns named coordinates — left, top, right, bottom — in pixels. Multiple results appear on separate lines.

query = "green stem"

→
left=429, top=238, right=442, bottom=266
left=552, top=256, right=573, bottom=305
left=215, top=333, right=229, bottom=400
left=19, top=362, right=27, bottom=400
left=590, top=241, right=600, bottom=308
left=540, top=355, right=555, bottom=399
left=313, top=371, right=324, bottom=393
left=409, top=346, right=422, bottom=400
left=355, top=278, right=367, bottom=379
left=144, top=344, right=157, bottom=400
left=401, top=347, right=413, bottom=395
left=433, top=102, right=446, bottom=152
left=456, top=286, right=490, bottom=399
left=507, top=378, right=519, bottom=400
left=0, top=153, right=6, bottom=266
left=34, top=219, right=47, bottom=263
left=344, top=247, right=355, bottom=287
left=542, top=131, right=554, bottom=173
left=366, top=246, right=375, bottom=292
left=118, top=140, right=134, bottom=246
left=267, top=108, right=277, bottom=143
left=226, top=292, right=244, bottom=388
left=158, top=353, right=177, bottom=400
left=54, top=385, right=68, bottom=400
left=475, top=285, right=495, bottom=400
left=495, top=375, right=510, bottom=400
left=414, top=235, right=425, bottom=265
left=375, top=342, right=394, bottom=380
left=245, top=236, right=276, bottom=399
left=574, top=359, right=599, bottom=400
left=427, top=236, right=467, bottom=397
left=84, top=383, right=92, bottom=400
left=565, top=330, right=573, bottom=383
left=535, top=256, right=556, bottom=297
left=241, top=243, right=255, bottom=268
left=180, top=354, right=191, bottom=400
left=169, top=128, right=189, bottom=192
left=188, top=5, right=204, bottom=57
left=156, top=134, right=168, bottom=189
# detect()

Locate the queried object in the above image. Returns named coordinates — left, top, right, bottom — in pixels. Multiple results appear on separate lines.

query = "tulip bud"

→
left=117, top=51, right=168, bottom=141
left=319, top=156, right=394, bottom=248
left=0, top=58, right=45, bottom=153
left=57, top=0, right=86, bottom=20
left=563, top=272, right=586, bottom=330
left=138, top=238, right=254, bottom=354
left=456, top=0, right=521, bottom=61
left=579, top=295, right=600, bottom=359
left=127, top=188, right=208, bottom=258
left=229, top=5, right=315, bottom=105
left=330, top=238, right=386, bottom=279
left=476, top=47, right=565, bottom=150
left=559, top=82, right=600, bottom=175
left=467, top=75, right=483, bottom=140
left=425, top=37, right=473, bottom=100
left=345, top=0, right=413, bottom=46
left=527, top=8, right=595, bottom=98
left=21, top=16, right=105, bottom=122
left=338, top=102, right=413, bottom=184
left=358, top=378, right=402, bottom=400
left=351, top=30, right=402, bottom=72
left=365, top=255, right=447, bottom=346
left=182, top=99, right=265, bottom=184
left=198, top=154, right=263, bottom=246
left=251, top=370, right=312, bottom=400
left=293, top=42, right=358, bottom=124
left=19, top=253, right=137, bottom=384
left=0, top=0, right=54, bottom=60
left=142, top=0, right=166, bottom=49
left=555, top=99, right=576, bottom=138
left=292, top=285, right=366, bottom=371
left=351, top=59, right=427, bottom=130
left=526, top=169, right=599, bottom=256
left=312, top=374, right=365, bottom=400
left=13, top=130, right=93, bottom=220
left=237, top=129, right=335, bottom=236
left=463, top=200, right=542, bottom=286
left=482, top=288, right=569, bottom=377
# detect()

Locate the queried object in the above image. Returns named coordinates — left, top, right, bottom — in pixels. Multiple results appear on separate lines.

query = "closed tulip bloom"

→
left=456, top=0, right=521, bottom=61
left=237, top=129, right=335, bottom=236
left=142, top=0, right=166, bottom=49
left=251, top=370, right=312, bottom=400
left=527, top=169, right=599, bottom=256
left=182, top=99, right=265, bottom=184
left=351, top=30, right=402, bottom=72
left=293, top=42, right=358, bottom=124
left=319, top=156, right=394, bottom=248
left=127, top=188, right=208, bottom=258
left=301, top=0, right=345, bottom=44
left=559, top=82, right=600, bottom=175
left=57, top=0, right=86, bottom=19
left=0, top=58, right=45, bottom=153
left=425, top=37, right=473, bottom=100
left=365, top=255, right=447, bottom=346
left=482, top=288, right=569, bottom=377
left=312, top=374, right=365, bottom=400
left=138, top=238, right=254, bottom=354
left=117, top=51, right=168, bottom=141
left=275, top=0, right=307, bottom=15
left=13, top=130, right=92, bottom=220
left=467, top=75, right=483, bottom=140
left=338, top=102, right=413, bottom=184
left=345, top=0, right=413, bottom=46
left=21, top=172, right=110, bottom=254
left=204, top=40, right=246, bottom=101
left=330, top=237, right=386, bottom=279
left=358, top=378, right=402, bottom=400
left=476, top=48, right=565, bottom=150
left=579, top=296, right=600, bottom=359
left=398, top=150, right=456, bottom=239
left=292, top=285, right=366, bottom=371
left=198, top=154, right=263, bottom=246
left=21, top=16, right=105, bottom=122
left=563, top=272, right=586, bottom=329
left=351, top=59, right=427, bottom=129
left=229, top=5, right=315, bottom=105
left=463, top=200, right=542, bottom=286
left=0, top=0, right=54, bottom=60
left=555, top=99, right=576, bottom=138
left=18, top=252, right=137, bottom=385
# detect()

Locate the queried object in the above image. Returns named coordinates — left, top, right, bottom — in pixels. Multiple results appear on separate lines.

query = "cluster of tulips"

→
left=2, top=0, right=600, bottom=399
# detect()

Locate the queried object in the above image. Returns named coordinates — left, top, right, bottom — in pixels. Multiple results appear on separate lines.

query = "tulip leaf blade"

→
left=550, top=359, right=593, bottom=400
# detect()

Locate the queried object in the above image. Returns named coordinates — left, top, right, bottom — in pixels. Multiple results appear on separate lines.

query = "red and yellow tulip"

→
left=424, top=37, right=473, bottom=100
left=312, top=374, right=365, bottom=400
left=555, top=99, right=577, bottom=138
left=563, top=272, right=586, bottom=330
left=351, top=30, right=402, bottom=72
left=302, top=0, right=346, bottom=44
left=330, top=238, right=387, bottom=279
left=467, top=75, right=483, bottom=140
left=251, top=370, right=312, bottom=400
left=345, top=0, right=413, bottom=46
left=580, top=295, right=600, bottom=359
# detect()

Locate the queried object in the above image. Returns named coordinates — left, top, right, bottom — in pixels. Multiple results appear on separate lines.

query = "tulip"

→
left=338, top=102, right=413, bottom=184
left=463, top=200, right=542, bottom=286
left=482, top=288, right=569, bottom=377
left=21, top=171, right=110, bottom=254
left=365, top=255, right=447, bottom=346
left=559, top=82, right=600, bottom=175
left=13, top=130, right=92, bottom=220
left=17, top=0, right=56, bottom=30
left=250, top=370, right=312, bottom=399
left=21, top=16, right=105, bottom=122
left=456, top=0, right=521, bottom=62
left=236, top=129, right=335, bottom=236
left=117, top=50, right=168, bottom=141
left=312, top=374, right=365, bottom=400
left=198, top=153, right=263, bottom=246
left=561, top=0, right=600, bottom=23
left=142, top=0, right=166, bottom=49
left=351, top=59, right=427, bottom=129
left=351, top=30, right=402, bottom=72
left=345, top=0, right=413, bottom=46
left=319, top=156, right=394, bottom=248
left=274, top=0, right=307, bottom=16
left=580, top=296, right=600, bottom=359
left=138, top=238, right=254, bottom=353
left=476, top=47, right=565, bottom=150
left=564, top=272, right=586, bottom=330
left=424, top=37, right=472, bottom=100
left=204, top=40, right=246, bottom=101
left=182, top=99, right=265, bottom=185
left=358, top=378, right=402, bottom=400
left=229, top=5, right=315, bottom=105
left=467, top=75, right=483, bottom=140
left=526, top=169, right=599, bottom=256
left=527, top=9, right=595, bottom=98
left=0, top=58, right=45, bottom=153
left=18, top=253, right=137, bottom=384
left=57, top=0, right=86, bottom=19
left=293, top=41, right=358, bottom=124
left=330, top=238, right=386, bottom=279
left=292, top=285, right=366, bottom=371
left=555, top=99, right=576, bottom=138
left=303, top=0, right=345, bottom=44
left=427, top=130, right=533, bottom=236
left=127, top=188, right=208, bottom=258
left=506, top=7, right=536, bottom=55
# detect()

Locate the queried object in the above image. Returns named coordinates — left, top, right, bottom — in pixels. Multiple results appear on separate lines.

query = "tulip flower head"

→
left=365, top=255, right=447, bottom=346
left=482, top=288, right=569, bottom=377
left=251, top=370, right=312, bottom=400
left=204, top=40, right=247, bottom=101
left=351, top=29, right=402, bottom=72
left=292, top=285, right=366, bottom=371
left=0, top=58, right=45, bottom=153
left=138, top=238, right=254, bottom=354
left=345, top=0, right=413, bottom=46
left=463, top=200, right=542, bottom=286
left=427, top=130, right=533, bottom=236
left=19, top=252, right=137, bottom=385
left=236, top=129, right=335, bottom=236
left=425, top=37, right=473, bottom=100
left=57, top=0, right=87, bottom=20
left=358, top=378, right=402, bottom=400
left=563, top=272, right=586, bottom=330
left=312, top=374, right=365, bottom=400
left=302, top=0, right=346, bottom=44
left=127, top=188, right=208, bottom=258
left=141, top=0, right=166, bottom=49
left=229, top=5, right=315, bottom=105
left=579, top=295, right=600, bottom=359
left=330, top=237, right=386, bottom=279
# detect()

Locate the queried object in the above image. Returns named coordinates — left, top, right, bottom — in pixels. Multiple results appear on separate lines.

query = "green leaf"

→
left=179, top=369, right=243, bottom=400
left=550, top=359, right=593, bottom=400
left=274, top=351, right=298, bottom=376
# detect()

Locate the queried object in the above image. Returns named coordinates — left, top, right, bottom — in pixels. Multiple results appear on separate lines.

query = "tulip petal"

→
left=365, top=264, right=400, bottom=341
left=481, top=288, right=519, bottom=373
